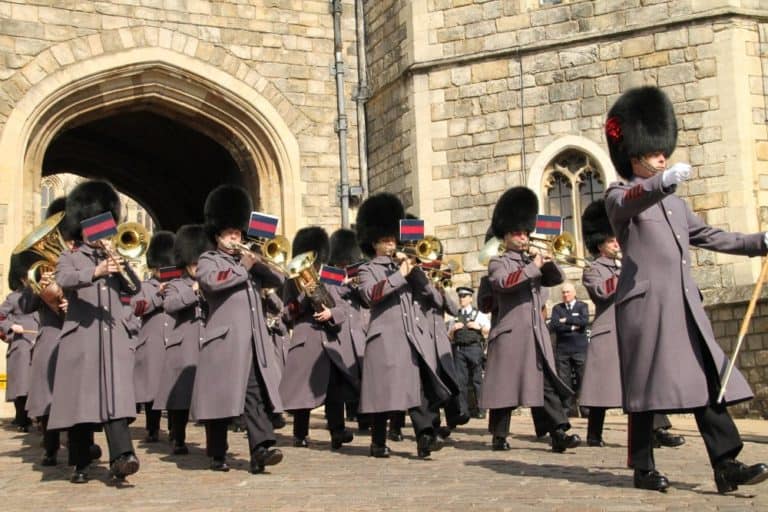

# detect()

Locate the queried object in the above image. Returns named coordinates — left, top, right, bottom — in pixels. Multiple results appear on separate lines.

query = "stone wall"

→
left=0, top=0, right=363, bottom=230
left=708, top=293, right=768, bottom=418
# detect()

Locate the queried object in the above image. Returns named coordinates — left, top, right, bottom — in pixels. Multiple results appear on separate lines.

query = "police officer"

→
left=448, top=286, right=489, bottom=419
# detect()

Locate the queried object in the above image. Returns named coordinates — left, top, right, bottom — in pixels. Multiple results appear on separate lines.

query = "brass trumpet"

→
left=427, top=259, right=462, bottom=288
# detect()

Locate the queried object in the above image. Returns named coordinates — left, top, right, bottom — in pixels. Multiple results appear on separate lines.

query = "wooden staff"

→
left=717, top=257, right=768, bottom=403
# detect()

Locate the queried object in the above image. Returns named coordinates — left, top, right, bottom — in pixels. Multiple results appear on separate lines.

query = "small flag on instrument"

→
left=81, top=212, right=118, bottom=242
left=247, top=212, right=279, bottom=239
left=158, top=266, right=183, bottom=282
left=534, top=214, right=562, bottom=236
left=319, top=265, right=345, bottom=286
left=345, top=260, right=365, bottom=279
left=399, top=219, right=425, bottom=241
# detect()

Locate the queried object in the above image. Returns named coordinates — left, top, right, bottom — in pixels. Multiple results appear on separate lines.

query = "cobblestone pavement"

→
left=2, top=412, right=768, bottom=511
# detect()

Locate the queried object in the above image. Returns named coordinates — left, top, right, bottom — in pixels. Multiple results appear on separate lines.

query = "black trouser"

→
left=589, top=408, right=674, bottom=442
left=389, top=411, right=406, bottom=432
left=13, top=396, right=30, bottom=427
left=372, top=401, right=436, bottom=446
left=39, top=415, right=60, bottom=456
left=489, top=369, right=570, bottom=438
left=629, top=406, right=742, bottom=471
left=293, top=364, right=347, bottom=439
left=555, top=349, right=587, bottom=415
left=168, top=409, right=189, bottom=446
left=453, top=343, right=484, bottom=415
left=205, top=357, right=276, bottom=460
left=142, top=401, right=162, bottom=434
left=69, top=419, right=133, bottom=469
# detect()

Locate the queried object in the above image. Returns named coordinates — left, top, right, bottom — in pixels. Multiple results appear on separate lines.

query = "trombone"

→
left=528, top=232, right=590, bottom=267
left=395, top=235, right=442, bottom=265
left=227, top=235, right=291, bottom=274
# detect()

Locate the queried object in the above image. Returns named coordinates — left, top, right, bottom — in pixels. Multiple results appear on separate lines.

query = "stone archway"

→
left=0, top=40, right=305, bottom=275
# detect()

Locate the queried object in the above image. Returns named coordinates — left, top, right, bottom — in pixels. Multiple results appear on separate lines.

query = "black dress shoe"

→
left=144, top=432, right=159, bottom=443
left=293, top=437, right=309, bottom=448
left=653, top=429, right=685, bottom=448
left=492, top=436, right=511, bottom=451
left=251, top=446, right=283, bottom=473
left=587, top=438, right=606, bottom=447
left=110, top=453, right=140, bottom=479
left=437, top=426, right=452, bottom=439
left=714, top=459, right=768, bottom=494
left=633, top=469, right=669, bottom=492
left=89, top=444, right=102, bottom=461
left=70, top=469, right=89, bottom=484
left=474, top=410, right=486, bottom=419
left=17, top=424, right=30, bottom=433
left=172, top=444, right=189, bottom=455
left=210, top=458, right=230, bottom=472
left=331, top=429, right=354, bottom=449
left=449, top=413, right=470, bottom=427
left=387, top=429, right=404, bottom=442
left=417, top=434, right=435, bottom=458
left=41, top=453, right=58, bottom=466
left=369, top=443, right=390, bottom=458
left=551, top=429, right=581, bottom=453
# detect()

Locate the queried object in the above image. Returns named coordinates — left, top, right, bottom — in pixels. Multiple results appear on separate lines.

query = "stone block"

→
left=639, top=52, right=669, bottom=69
left=620, top=35, right=654, bottom=58
left=655, top=28, right=688, bottom=50
left=580, top=96, right=605, bottom=116
left=693, top=192, right=726, bottom=211
left=695, top=58, right=716, bottom=79
left=595, top=75, right=619, bottom=95
left=472, top=60, right=510, bottom=82
left=658, top=63, right=696, bottom=86
left=757, top=142, right=768, bottom=161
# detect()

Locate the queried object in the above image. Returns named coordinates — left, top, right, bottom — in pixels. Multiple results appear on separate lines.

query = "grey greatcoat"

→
left=480, top=251, right=570, bottom=409
left=264, top=289, right=289, bottom=371
left=19, top=288, right=62, bottom=417
left=191, top=250, right=285, bottom=420
left=48, top=244, right=142, bottom=429
left=358, top=256, right=452, bottom=413
left=131, top=278, right=170, bottom=404
left=279, top=283, right=360, bottom=410
left=153, top=275, right=202, bottom=411
left=579, top=256, right=623, bottom=408
left=0, top=291, right=39, bottom=402
left=415, top=285, right=461, bottom=395
left=336, top=283, right=368, bottom=368
left=606, top=173, right=765, bottom=411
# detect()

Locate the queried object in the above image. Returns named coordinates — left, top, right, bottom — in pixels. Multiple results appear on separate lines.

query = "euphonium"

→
left=287, top=251, right=336, bottom=312
left=13, top=212, right=68, bottom=309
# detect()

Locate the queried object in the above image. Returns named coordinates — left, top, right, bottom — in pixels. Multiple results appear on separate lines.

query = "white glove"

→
left=662, top=163, right=691, bottom=188
left=763, top=232, right=768, bottom=249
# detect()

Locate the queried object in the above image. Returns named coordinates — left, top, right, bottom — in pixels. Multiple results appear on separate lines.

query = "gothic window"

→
left=40, top=179, right=55, bottom=221
left=543, top=149, right=604, bottom=258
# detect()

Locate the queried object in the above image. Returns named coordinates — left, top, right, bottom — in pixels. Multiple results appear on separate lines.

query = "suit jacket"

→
left=605, top=173, right=764, bottom=411
left=550, top=300, right=589, bottom=353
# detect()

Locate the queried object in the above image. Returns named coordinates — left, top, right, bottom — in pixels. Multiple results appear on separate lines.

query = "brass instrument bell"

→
left=114, top=222, right=150, bottom=260
left=478, top=237, right=504, bottom=266
left=287, top=251, right=336, bottom=312
left=13, top=212, right=69, bottom=295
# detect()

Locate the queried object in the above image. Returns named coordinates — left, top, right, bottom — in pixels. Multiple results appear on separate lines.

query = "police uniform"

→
left=451, top=286, right=487, bottom=419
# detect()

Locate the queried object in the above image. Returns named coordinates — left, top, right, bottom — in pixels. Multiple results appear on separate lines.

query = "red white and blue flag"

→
left=247, top=212, right=279, bottom=239
left=319, top=265, right=345, bottom=286
left=399, top=219, right=425, bottom=241
left=81, top=212, right=118, bottom=242
left=534, top=215, right=562, bottom=236
left=158, top=266, right=183, bottom=282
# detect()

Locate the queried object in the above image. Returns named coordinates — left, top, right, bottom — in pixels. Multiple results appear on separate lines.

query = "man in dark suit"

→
left=550, top=282, right=589, bottom=418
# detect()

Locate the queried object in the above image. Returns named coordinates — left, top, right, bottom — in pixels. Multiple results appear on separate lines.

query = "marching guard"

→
left=604, top=86, right=768, bottom=492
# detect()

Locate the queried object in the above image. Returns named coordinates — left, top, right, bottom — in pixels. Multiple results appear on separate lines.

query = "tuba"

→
left=287, top=251, right=336, bottom=312
left=13, top=212, right=69, bottom=311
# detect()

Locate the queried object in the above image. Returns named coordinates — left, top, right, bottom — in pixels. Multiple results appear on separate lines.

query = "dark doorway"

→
left=42, top=110, right=243, bottom=231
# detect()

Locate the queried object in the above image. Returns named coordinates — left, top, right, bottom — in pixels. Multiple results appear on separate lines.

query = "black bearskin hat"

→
left=203, top=184, right=252, bottom=239
left=581, top=199, right=614, bottom=256
left=484, top=225, right=495, bottom=243
left=292, top=226, right=330, bottom=265
left=65, top=180, right=121, bottom=242
left=329, top=228, right=362, bottom=266
left=605, top=86, right=677, bottom=180
left=46, top=196, right=67, bottom=218
left=146, top=230, right=176, bottom=269
left=8, top=251, right=36, bottom=291
left=491, top=187, right=538, bottom=238
left=174, top=224, right=212, bottom=267
left=356, top=193, right=404, bottom=257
